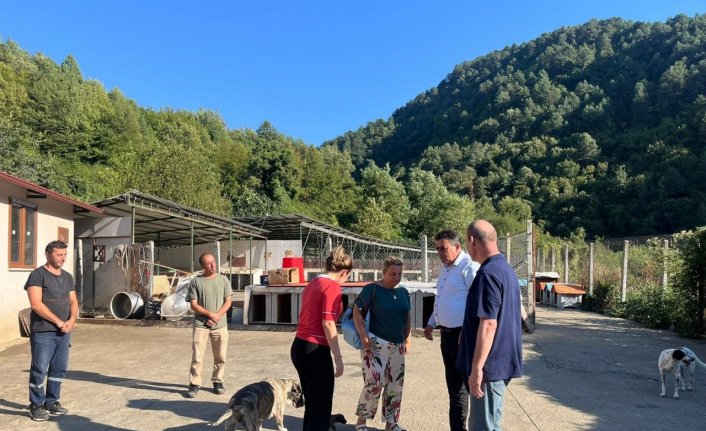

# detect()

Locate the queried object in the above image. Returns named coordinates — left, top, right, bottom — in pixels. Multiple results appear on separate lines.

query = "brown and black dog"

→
left=208, top=378, right=304, bottom=431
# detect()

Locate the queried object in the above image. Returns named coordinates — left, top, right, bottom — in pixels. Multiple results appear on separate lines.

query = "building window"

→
left=9, top=197, right=37, bottom=268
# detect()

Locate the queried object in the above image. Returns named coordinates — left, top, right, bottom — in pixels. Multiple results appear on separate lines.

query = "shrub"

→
left=583, top=281, right=623, bottom=316
left=624, top=283, right=672, bottom=329
left=669, top=228, right=706, bottom=337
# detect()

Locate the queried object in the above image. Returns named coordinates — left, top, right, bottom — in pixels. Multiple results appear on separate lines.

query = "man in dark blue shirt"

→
left=456, top=220, right=523, bottom=431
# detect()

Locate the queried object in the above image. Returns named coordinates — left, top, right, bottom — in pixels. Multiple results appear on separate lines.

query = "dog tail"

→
left=208, top=409, right=232, bottom=427
left=682, top=347, right=706, bottom=369
left=694, top=354, right=706, bottom=369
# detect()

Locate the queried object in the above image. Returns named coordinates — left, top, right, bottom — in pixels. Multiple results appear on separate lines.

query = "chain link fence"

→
left=498, top=227, right=534, bottom=323
left=535, top=235, right=673, bottom=300
left=77, top=242, right=153, bottom=317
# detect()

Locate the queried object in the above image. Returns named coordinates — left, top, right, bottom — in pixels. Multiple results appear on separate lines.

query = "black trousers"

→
left=291, top=337, right=334, bottom=431
left=440, top=326, right=469, bottom=431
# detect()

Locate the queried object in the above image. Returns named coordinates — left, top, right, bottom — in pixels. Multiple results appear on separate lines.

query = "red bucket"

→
left=282, top=256, right=305, bottom=283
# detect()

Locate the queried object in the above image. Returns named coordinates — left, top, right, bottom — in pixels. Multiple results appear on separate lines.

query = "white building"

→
left=0, top=172, right=102, bottom=345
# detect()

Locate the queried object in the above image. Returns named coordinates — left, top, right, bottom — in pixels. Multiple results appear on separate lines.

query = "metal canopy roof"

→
left=92, top=191, right=267, bottom=246
left=235, top=214, right=421, bottom=252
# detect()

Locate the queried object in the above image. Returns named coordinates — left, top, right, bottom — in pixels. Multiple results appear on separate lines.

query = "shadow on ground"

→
left=519, top=306, right=706, bottom=430
left=66, top=370, right=186, bottom=395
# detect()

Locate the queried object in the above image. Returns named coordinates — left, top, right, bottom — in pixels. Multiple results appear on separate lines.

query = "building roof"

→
left=235, top=214, right=422, bottom=252
left=0, top=171, right=102, bottom=214
left=552, top=283, right=586, bottom=295
left=90, top=191, right=267, bottom=245
left=535, top=271, right=560, bottom=280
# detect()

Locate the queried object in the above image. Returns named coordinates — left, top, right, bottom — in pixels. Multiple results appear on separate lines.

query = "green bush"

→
left=582, top=281, right=624, bottom=316
left=668, top=228, right=706, bottom=337
left=624, top=283, right=672, bottom=329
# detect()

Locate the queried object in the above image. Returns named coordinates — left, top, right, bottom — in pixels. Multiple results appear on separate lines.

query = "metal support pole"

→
left=77, top=239, right=84, bottom=308
left=156, top=232, right=161, bottom=275
left=621, top=240, right=629, bottom=302
left=526, top=220, right=534, bottom=321
left=215, top=240, right=221, bottom=274
left=589, top=242, right=595, bottom=296
left=505, top=233, right=511, bottom=264
left=551, top=247, right=556, bottom=272
left=148, top=240, right=154, bottom=298
left=190, top=222, right=195, bottom=273
left=326, top=236, right=333, bottom=254
left=92, top=238, right=96, bottom=312
left=229, top=232, right=233, bottom=287
left=248, top=236, right=253, bottom=284
left=662, top=239, right=669, bottom=290
left=421, top=235, right=429, bottom=283
left=564, top=244, right=569, bottom=283
left=542, top=246, right=546, bottom=272
left=131, top=206, right=136, bottom=244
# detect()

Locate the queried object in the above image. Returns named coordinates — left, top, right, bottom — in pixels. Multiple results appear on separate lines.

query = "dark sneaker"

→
left=29, top=404, right=49, bottom=422
left=45, top=401, right=68, bottom=415
left=213, top=381, right=225, bottom=394
left=186, top=384, right=199, bottom=398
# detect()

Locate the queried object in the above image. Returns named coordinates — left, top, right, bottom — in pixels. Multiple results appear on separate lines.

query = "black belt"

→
left=438, top=325, right=461, bottom=333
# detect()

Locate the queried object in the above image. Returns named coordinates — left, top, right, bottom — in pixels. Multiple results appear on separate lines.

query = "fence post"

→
left=662, top=239, right=669, bottom=290
left=77, top=239, right=84, bottom=307
left=190, top=222, right=195, bottom=273
left=506, top=234, right=511, bottom=264
left=421, top=235, right=429, bottom=282
left=526, top=220, right=534, bottom=322
left=148, top=241, right=154, bottom=298
left=564, top=244, right=569, bottom=283
left=215, top=240, right=221, bottom=274
left=551, top=247, right=556, bottom=272
left=589, top=242, right=595, bottom=296
left=542, top=246, right=547, bottom=272
left=621, top=240, right=629, bottom=302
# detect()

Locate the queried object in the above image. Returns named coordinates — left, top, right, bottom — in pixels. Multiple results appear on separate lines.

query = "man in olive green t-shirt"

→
left=185, top=253, right=232, bottom=398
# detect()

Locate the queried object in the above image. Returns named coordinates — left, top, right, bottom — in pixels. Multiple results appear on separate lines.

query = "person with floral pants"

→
left=352, top=257, right=411, bottom=431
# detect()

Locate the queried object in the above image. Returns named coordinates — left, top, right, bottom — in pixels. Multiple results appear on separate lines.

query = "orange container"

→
left=282, top=256, right=305, bottom=283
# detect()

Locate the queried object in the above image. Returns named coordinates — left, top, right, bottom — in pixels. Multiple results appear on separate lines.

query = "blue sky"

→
left=0, top=1, right=704, bottom=145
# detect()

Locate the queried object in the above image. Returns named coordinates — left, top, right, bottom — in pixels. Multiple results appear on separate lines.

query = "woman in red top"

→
left=291, top=246, right=353, bottom=431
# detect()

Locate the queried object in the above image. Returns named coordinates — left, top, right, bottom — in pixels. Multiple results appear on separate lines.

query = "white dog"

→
left=658, top=347, right=706, bottom=399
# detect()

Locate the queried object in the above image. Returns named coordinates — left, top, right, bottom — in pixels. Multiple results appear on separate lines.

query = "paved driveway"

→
left=1, top=306, right=705, bottom=430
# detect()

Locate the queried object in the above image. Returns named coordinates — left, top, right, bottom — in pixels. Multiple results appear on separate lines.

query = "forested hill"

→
left=324, top=15, right=706, bottom=237
left=2, top=15, right=706, bottom=242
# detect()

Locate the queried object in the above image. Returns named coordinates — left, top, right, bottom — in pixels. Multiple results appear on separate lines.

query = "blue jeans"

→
left=29, top=331, right=71, bottom=406
left=469, top=379, right=509, bottom=431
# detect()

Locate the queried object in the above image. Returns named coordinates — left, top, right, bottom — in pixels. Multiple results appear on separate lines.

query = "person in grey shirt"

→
left=185, top=253, right=232, bottom=398
left=424, top=230, right=479, bottom=431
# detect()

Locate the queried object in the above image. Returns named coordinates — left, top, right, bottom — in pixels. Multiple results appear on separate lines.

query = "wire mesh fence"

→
left=77, top=234, right=436, bottom=319
left=77, top=242, right=154, bottom=318
left=534, top=235, right=673, bottom=300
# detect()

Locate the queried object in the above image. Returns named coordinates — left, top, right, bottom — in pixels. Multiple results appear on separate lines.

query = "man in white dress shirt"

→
left=424, top=230, right=480, bottom=431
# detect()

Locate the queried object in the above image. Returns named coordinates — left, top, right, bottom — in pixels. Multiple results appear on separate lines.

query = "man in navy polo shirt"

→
left=457, top=220, right=523, bottom=431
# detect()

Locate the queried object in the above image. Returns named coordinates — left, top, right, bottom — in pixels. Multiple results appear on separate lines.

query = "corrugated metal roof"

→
left=89, top=191, right=267, bottom=245
left=1, top=171, right=103, bottom=214
left=235, top=214, right=422, bottom=252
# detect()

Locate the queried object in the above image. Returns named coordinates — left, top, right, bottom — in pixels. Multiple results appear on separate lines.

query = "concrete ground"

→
left=1, top=306, right=706, bottom=431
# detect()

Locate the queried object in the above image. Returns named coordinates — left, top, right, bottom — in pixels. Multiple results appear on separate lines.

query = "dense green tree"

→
left=406, top=169, right=475, bottom=238
left=323, top=14, right=706, bottom=238
left=356, top=162, right=410, bottom=238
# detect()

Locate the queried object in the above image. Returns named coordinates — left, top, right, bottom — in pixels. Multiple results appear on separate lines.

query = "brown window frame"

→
left=8, top=197, right=38, bottom=269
